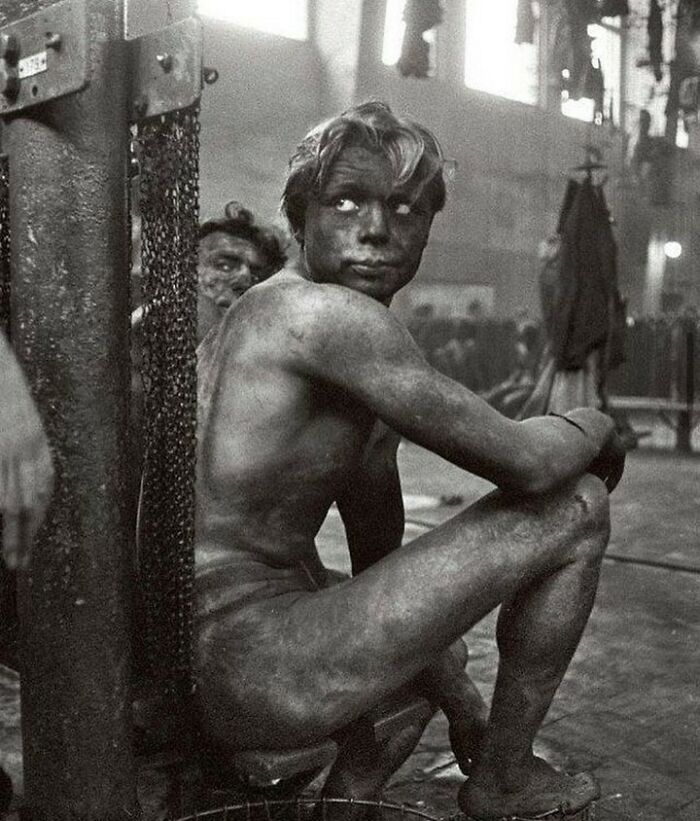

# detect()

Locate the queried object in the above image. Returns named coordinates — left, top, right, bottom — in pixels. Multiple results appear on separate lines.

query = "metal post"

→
left=677, top=318, right=695, bottom=453
left=1, top=1, right=137, bottom=818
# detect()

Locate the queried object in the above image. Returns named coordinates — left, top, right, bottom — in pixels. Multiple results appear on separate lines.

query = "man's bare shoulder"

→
left=207, top=267, right=427, bottom=413
left=230, top=267, right=405, bottom=351
left=246, top=267, right=388, bottom=313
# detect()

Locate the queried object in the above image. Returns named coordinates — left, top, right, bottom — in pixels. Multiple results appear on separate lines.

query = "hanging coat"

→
left=549, top=178, right=625, bottom=371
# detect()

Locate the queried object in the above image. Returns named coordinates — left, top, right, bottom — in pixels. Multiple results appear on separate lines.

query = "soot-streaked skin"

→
left=197, top=231, right=268, bottom=342
left=194, top=139, right=621, bottom=818
left=303, top=146, right=434, bottom=304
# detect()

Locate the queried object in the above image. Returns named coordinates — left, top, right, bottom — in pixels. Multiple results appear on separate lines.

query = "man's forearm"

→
left=514, top=408, right=615, bottom=495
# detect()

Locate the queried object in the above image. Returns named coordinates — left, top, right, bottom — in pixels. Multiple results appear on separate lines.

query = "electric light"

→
left=664, top=241, right=682, bottom=259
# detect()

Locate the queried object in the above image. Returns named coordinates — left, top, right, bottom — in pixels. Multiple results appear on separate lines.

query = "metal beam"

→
left=1, top=0, right=137, bottom=818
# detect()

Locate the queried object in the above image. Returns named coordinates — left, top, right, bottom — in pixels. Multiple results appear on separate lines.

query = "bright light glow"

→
left=383, top=0, right=406, bottom=65
left=464, top=0, right=538, bottom=104
left=676, top=116, right=689, bottom=149
left=644, top=235, right=666, bottom=314
left=198, top=0, right=308, bottom=40
left=561, top=95, right=595, bottom=122
left=664, top=241, right=683, bottom=259
left=382, top=0, right=436, bottom=68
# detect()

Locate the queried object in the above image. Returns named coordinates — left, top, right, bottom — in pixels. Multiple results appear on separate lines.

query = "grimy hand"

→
left=565, top=408, right=626, bottom=493
left=0, top=339, right=55, bottom=570
left=587, top=427, right=626, bottom=493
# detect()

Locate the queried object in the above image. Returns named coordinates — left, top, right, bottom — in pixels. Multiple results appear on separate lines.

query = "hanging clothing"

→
left=548, top=350, right=601, bottom=412
left=515, top=0, right=536, bottom=44
left=600, top=1, right=629, bottom=16
left=515, top=178, right=625, bottom=419
left=648, top=0, right=664, bottom=82
left=397, top=0, right=443, bottom=78
left=549, top=177, right=624, bottom=372
left=563, top=0, right=596, bottom=97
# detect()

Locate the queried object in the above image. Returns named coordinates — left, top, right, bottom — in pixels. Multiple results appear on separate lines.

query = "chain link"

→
left=1, top=109, right=200, bottom=706
left=133, top=105, right=200, bottom=704
left=0, top=154, right=10, bottom=337
left=0, top=154, right=9, bottom=629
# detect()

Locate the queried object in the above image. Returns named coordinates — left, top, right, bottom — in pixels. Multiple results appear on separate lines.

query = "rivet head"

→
left=202, top=66, right=219, bottom=85
left=45, top=32, right=62, bottom=51
left=156, top=53, right=173, bottom=73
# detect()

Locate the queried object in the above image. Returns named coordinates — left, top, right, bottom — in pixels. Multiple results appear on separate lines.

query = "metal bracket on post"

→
left=0, top=0, right=89, bottom=115
left=128, top=16, right=211, bottom=122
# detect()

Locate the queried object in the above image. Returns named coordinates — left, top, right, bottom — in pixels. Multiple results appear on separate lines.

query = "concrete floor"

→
left=315, top=442, right=700, bottom=821
left=0, top=442, right=698, bottom=820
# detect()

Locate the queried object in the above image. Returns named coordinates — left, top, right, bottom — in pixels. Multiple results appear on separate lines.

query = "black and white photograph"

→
left=0, top=1, right=698, bottom=819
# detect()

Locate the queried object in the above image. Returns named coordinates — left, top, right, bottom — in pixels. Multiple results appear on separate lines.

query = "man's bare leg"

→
left=197, top=474, right=610, bottom=780
left=419, top=640, right=488, bottom=773
left=321, top=692, right=433, bottom=816
left=459, top=476, right=609, bottom=818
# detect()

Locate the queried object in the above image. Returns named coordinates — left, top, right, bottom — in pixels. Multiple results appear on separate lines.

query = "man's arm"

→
left=284, top=284, right=619, bottom=496
left=336, top=421, right=404, bottom=576
left=335, top=419, right=488, bottom=769
left=0, top=331, right=54, bottom=569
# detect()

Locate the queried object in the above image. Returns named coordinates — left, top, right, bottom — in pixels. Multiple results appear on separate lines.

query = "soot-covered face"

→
left=302, top=145, right=435, bottom=304
left=197, top=231, right=268, bottom=340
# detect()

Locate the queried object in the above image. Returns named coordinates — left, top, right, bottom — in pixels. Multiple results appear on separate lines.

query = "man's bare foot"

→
left=458, top=755, right=600, bottom=819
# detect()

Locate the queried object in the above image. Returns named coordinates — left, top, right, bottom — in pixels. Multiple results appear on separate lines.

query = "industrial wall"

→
left=197, top=1, right=695, bottom=319
left=199, top=21, right=323, bottom=225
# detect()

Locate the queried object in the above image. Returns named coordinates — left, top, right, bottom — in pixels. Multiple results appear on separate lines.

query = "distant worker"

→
left=196, top=201, right=288, bottom=342
left=129, top=201, right=288, bottom=511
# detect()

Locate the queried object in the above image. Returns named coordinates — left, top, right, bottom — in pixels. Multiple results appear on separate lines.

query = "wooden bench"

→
left=608, top=395, right=698, bottom=451
left=226, top=692, right=433, bottom=788
left=137, top=691, right=434, bottom=813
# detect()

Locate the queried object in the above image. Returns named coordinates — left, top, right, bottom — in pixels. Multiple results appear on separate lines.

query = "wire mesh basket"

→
left=173, top=797, right=444, bottom=821
left=172, top=796, right=595, bottom=821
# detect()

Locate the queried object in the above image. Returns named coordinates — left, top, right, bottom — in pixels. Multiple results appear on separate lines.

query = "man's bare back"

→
left=197, top=271, right=375, bottom=580
left=193, top=103, right=625, bottom=819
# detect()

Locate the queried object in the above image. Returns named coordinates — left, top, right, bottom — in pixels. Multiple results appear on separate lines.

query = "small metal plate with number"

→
left=0, top=0, right=88, bottom=116
left=18, top=51, right=48, bottom=79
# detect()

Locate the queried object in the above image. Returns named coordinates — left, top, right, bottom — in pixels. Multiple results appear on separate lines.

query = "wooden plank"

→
left=608, top=396, right=690, bottom=413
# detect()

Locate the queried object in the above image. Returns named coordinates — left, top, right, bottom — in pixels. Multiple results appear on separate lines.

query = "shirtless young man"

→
left=194, top=102, right=624, bottom=819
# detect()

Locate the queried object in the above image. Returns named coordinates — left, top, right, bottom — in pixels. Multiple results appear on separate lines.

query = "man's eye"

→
left=394, top=202, right=412, bottom=215
left=334, top=198, right=358, bottom=212
left=215, top=257, right=244, bottom=273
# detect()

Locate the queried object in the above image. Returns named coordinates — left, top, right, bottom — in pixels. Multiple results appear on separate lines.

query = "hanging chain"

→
left=0, top=154, right=9, bottom=586
left=0, top=154, right=10, bottom=337
left=133, top=105, right=199, bottom=705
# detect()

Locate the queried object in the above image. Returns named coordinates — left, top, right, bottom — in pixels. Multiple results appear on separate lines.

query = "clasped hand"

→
left=587, top=426, right=626, bottom=494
